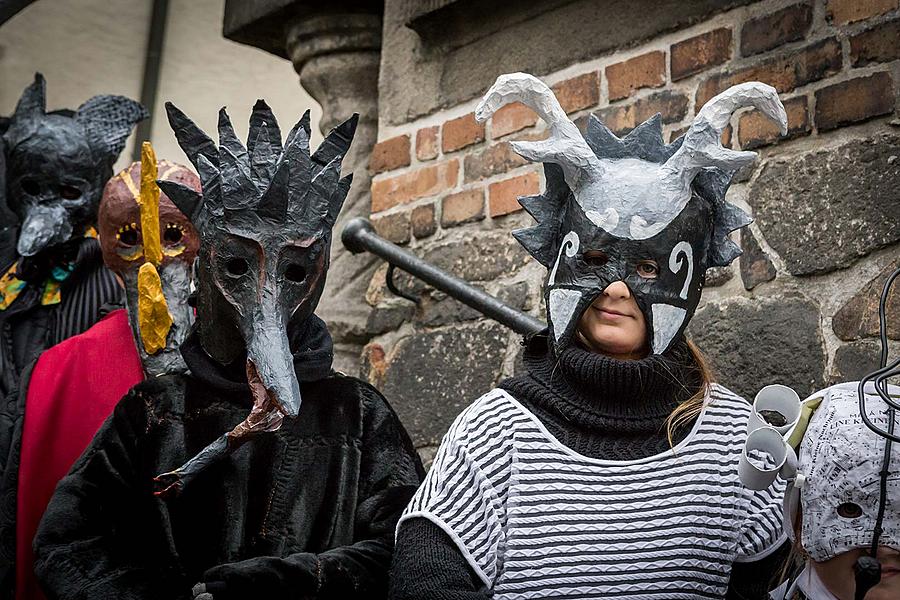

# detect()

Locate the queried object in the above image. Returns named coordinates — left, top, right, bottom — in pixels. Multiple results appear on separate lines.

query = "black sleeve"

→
left=389, top=517, right=492, bottom=600
left=33, top=389, right=191, bottom=600
left=201, top=381, right=425, bottom=599
left=727, top=541, right=792, bottom=600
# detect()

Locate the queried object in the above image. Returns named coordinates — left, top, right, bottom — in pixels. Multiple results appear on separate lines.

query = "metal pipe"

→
left=132, top=0, right=169, bottom=162
left=341, top=217, right=545, bottom=336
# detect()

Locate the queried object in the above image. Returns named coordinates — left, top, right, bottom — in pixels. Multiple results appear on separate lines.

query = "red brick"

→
left=669, top=124, right=733, bottom=145
left=491, top=102, right=538, bottom=138
left=371, top=160, right=460, bottom=213
left=442, top=113, right=485, bottom=153
left=850, top=18, right=900, bottom=66
left=738, top=96, right=810, bottom=149
left=551, top=71, right=601, bottom=114
left=741, top=2, right=813, bottom=57
left=441, top=189, right=485, bottom=227
left=596, top=91, right=689, bottom=136
left=826, top=0, right=898, bottom=25
left=416, top=126, right=439, bottom=161
left=606, top=51, right=666, bottom=101
left=369, top=134, right=411, bottom=174
left=372, top=211, right=410, bottom=245
left=411, top=203, right=436, bottom=239
left=488, top=172, right=540, bottom=218
left=463, top=142, right=528, bottom=183
left=671, top=28, right=733, bottom=81
left=695, top=37, right=841, bottom=107
left=815, top=72, right=895, bottom=132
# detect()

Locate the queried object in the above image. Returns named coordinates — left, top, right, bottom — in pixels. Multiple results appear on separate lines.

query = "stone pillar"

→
left=285, top=13, right=382, bottom=374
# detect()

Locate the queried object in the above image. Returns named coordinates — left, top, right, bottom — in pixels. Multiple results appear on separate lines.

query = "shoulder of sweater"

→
left=707, top=382, right=752, bottom=411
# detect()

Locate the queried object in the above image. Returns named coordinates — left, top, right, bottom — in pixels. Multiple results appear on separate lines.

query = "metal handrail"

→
left=341, top=217, right=545, bottom=336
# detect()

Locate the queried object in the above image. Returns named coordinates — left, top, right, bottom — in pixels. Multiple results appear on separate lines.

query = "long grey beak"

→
left=246, top=311, right=301, bottom=419
left=17, top=204, right=72, bottom=256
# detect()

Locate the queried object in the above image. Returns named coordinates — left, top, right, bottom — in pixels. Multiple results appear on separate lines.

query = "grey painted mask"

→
left=476, top=74, right=787, bottom=353
left=3, top=73, right=147, bottom=257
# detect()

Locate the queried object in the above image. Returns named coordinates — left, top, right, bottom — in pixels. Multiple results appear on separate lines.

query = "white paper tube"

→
left=749, top=384, right=801, bottom=435
left=739, top=426, right=789, bottom=490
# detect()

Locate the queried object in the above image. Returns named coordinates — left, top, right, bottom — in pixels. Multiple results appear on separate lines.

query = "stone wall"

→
left=365, top=0, right=900, bottom=463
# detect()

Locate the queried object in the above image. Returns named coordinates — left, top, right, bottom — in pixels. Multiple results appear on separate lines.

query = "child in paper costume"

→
left=33, top=101, right=423, bottom=600
left=390, top=73, right=790, bottom=600
left=0, top=73, right=146, bottom=592
left=768, top=383, right=900, bottom=600
left=13, top=143, right=201, bottom=600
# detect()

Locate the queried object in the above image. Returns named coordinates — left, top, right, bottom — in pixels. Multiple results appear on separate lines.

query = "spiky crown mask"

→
left=3, top=73, right=147, bottom=257
left=159, top=100, right=357, bottom=422
left=476, top=74, right=787, bottom=354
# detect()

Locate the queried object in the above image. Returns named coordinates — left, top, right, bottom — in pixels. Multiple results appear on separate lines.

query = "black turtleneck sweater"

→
left=388, top=333, right=788, bottom=600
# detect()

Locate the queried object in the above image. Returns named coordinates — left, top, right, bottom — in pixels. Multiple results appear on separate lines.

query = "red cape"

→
left=16, top=308, right=144, bottom=600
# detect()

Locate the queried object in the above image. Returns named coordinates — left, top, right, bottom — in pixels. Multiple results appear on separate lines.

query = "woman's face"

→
left=575, top=260, right=652, bottom=360
left=812, top=547, right=900, bottom=600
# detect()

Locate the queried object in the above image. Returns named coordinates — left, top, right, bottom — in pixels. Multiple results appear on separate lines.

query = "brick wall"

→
left=366, top=0, right=900, bottom=462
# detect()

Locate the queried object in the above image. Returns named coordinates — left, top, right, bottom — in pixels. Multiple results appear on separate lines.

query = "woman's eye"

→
left=583, top=251, right=608, bottom=267
left=837, top=502, right=863, bottom=519
left=225, top=257, right=250, bottom=277
left=637, top=261, right=659, bottom=278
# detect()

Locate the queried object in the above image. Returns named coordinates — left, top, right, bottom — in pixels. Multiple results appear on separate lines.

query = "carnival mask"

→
left=3, top=73, right=147, bottom=257
left=797, top=383, right=900, bottom=561
left=159, top=100, right=357, bottom=428
left=475, top=74, right=787, bottom=353
left=99, top=142, right=200, bottom=376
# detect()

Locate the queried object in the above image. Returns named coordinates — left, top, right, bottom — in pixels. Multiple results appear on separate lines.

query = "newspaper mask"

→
left=475, top=74, right=786, bottom=352
left=3, top=73, right=147, bottom=257
left=99, top=143, right=200, bottom=376
left=159, top=100, right=356, bottom=430
left=797, top=383, right=900, bottom=562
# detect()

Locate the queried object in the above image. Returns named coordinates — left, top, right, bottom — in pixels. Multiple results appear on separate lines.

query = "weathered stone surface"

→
left=383, top=322, right=510, bottom=446
left=689, top=294, right=826, bottom=398
left=422, top=231, right=532, bottom=283
left=831, top=340, right=883, bottom=384
left=411, top=203, right=437, bottom=239
left=749, top=133, right=900, bottom=276
left=740, top=228, right=777, bottom=290
left=705, top=265, right=734, bottom=287
left=833, top=258, right=900, bottom=341
left=366, top=302, right=415, bottom=335
left=419, top=290, right=484, bottom=327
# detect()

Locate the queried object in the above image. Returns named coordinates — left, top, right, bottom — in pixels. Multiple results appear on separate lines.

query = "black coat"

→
left=33, top=340, right=424, bottom=600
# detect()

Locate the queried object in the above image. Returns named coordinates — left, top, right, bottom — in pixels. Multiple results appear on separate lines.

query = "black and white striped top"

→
left=400, top=384, right=786, bottom=599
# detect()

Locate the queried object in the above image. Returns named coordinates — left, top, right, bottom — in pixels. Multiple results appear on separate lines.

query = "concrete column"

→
left=285, top=13, right=382, bottom=374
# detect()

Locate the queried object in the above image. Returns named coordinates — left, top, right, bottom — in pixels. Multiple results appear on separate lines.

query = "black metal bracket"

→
left=386, top=263, right=420, bottom=304
left=342, top=217, right=545, bottom=336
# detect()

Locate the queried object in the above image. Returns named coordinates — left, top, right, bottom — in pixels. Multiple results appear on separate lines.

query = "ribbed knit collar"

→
left=501, top=332, right=701, bottom=435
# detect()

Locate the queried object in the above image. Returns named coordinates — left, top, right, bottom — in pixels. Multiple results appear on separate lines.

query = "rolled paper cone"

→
left=749, top=384, right=801, bottom=435
left=137, top=262, right=173, bottom=354
left=739, top=425, right=789, bottom=491
left=139, top=141, right=163, bottom=266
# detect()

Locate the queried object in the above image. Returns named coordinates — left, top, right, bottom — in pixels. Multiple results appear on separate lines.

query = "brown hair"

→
left=664, top=339, right=715, bottom=447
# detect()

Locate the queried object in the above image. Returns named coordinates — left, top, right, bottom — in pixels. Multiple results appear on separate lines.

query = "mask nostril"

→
left=21, top=179, right=39, bottom=196
left=225, top=257, right=249, bottom=277
left=284, top=264, right=306, bottom=283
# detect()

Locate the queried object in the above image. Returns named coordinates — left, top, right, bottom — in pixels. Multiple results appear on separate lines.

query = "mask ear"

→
left=75, top=95, right=149, bottom=167
left=13, top=73, right=46, bottom=120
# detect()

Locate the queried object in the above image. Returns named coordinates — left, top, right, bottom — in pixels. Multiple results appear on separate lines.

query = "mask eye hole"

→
left=583, top=250, right=608, bottom=267
left=284, top=264, right=307, bottom=283
left=21, top=179, right=40, bottom=196
left=837, top=502, right=863, bottom=519
left=163, top=224, right=183, bottom=244
left=225, top=257, right=250, bottom=277
left=636, top=260, right=659, bottom=279
left=117, top=223, right=140, bottom=246
left=59, top=185, right=82, bottom=200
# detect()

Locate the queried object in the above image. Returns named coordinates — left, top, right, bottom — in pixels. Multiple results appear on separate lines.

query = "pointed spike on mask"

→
left=139, top=142, right=163, bottom=265
left=475, top=72, right=602, bottom=192
left=311, top=113, right=358, bottom=170
left=247, top=99, right=282, bottom=154
left=323, top=173, right=353, bottom=229
left=75, top=95, right=148, bottom=164
left=305, top=156, right=342, bottom=225
left=14, top=73, right=47, bottom=118
left=165, top=102, right=218, bottom=170
left=217, top=107, right=247, bottom=159
left=249, top=122, right=278, bottom=189
left=156, top=180, right=203, bottom=225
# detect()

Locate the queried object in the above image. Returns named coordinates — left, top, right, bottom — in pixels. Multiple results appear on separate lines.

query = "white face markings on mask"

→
left=650, top=303, right=687, bottom=354
left=549, top=230, right=580, bottom=285
left=669, top=241, right=693, bottom=300
left=547, top=231, right=582, bottom=343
